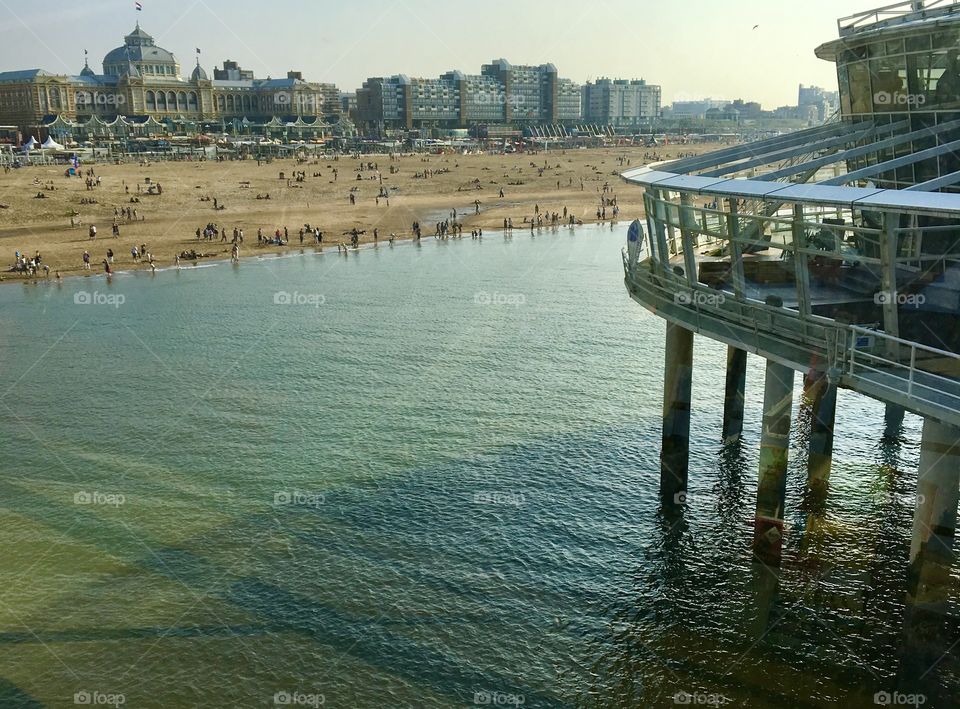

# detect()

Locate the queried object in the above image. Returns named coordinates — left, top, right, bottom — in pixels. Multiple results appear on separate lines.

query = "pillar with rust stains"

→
left=722, top=346, right=748, bottom=444
left=805, top=374, right=838, bottom=506
left=661, top=322, right=694, bottom=504
left=753, top=360, right=795, bottom=565
left=907, top=418, right=960, bottom=614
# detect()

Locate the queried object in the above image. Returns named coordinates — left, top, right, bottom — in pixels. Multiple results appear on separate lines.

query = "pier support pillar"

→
left=907, top=418, right=960, bottom=613
left=805, top=375, right=838, bottom=506
left=722, top=346, right=748, bottom=444
left=753, top=360, right=795, bottom=565
left=661, top=323, right=694, bottom=504
left=884, top=403, right=906, bottom=440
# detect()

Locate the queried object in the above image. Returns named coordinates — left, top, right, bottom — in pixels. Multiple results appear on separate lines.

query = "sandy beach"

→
left=0, top=143, right=724, bottom=279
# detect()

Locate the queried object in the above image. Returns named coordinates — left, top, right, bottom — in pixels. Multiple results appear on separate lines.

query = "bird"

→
left=753, top=24, right=760, bottom=30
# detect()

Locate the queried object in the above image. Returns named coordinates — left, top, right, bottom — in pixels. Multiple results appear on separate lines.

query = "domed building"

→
left=102, top=24, right=179, bottom=79
left=0, top=24, right=342, bottom=140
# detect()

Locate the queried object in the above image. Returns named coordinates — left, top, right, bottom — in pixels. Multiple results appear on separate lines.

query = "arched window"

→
left=216, top=95, right=225, bottom=111
left=50, top=89, right=62, bottom=110
left=177, top=92, right=187, bottom=111
left=242, top=94, right=250, bottom=112
left=146, top=90, right=156, bottom=111
left=157, top=91, right=167, bottom=111
left=187, top=92, right=198, bottom=111
left=227, top=94, right=235, bottom=112
left=167, top=92, right=177, bottom=112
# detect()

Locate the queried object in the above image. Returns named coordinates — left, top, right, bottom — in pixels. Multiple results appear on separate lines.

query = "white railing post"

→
left=909, top=346, right=917, bottom=398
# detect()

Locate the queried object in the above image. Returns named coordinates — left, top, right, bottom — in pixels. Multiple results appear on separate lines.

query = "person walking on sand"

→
left=89, top=225, right=97, bottom=239
left=82, top=251, right=91, bottom=270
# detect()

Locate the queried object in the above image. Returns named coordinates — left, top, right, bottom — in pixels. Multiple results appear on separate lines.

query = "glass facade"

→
left=831, top=22, right=960, bottom=189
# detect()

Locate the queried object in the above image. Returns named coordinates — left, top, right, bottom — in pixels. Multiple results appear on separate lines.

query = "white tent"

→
left=40, top=136, right=63, bottom=150
left=21, top=136, right=37, bottom=151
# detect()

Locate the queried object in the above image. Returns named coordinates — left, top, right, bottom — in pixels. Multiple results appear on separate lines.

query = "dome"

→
left=80, top=60, right=95, bottom=77
left=103, top=44, right=177, bottom=66
left=102, top=24, right=178, bottom=77
left=191, top=62, right=208, bottom=81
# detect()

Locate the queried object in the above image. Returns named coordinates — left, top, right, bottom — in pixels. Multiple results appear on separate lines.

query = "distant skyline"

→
left=0, top=0, right=878, bottom=106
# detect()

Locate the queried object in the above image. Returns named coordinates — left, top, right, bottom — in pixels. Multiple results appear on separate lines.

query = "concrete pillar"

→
left=661, top=322, right=694, bottom=504
left=753, top=360, right=795, bottom=565
left=806, top=375, right=838, bottom=506
left=722, top=346, right=747, bottom=444
left=907, top=418, right=960, bottom=613
left=884, top=403, right=906, bottom=440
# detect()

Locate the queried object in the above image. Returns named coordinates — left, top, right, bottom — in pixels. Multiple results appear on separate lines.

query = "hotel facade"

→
left=0, top=24, right=343, bottom=139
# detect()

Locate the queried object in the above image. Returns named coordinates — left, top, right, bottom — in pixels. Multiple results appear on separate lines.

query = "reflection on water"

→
left=0, top=226, right=955, bottom=707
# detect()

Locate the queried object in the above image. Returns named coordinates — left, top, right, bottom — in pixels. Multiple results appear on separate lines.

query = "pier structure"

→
left=624, top=0, right=960, bottom=608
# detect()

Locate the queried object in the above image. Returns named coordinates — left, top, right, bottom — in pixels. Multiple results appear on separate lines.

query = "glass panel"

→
left=847, top=62, right=873, bottom=114
left=871, top=56, right=908, bottom=111
left=839, top=66, right=852, bottom=115
left=906, top=35, right=931, bottom=52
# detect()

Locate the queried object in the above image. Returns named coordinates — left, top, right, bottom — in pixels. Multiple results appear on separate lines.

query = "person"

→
left=103, top=259, right=111, bottom=275
left=82, top=251, right=91, bottom=270
left=131, top=245, right=139, bottom=262
left=89, top=225, right=97, bottom=239
left=106, top=248, right=114, bottom=264
left=175, top=253, right=181, bottom=269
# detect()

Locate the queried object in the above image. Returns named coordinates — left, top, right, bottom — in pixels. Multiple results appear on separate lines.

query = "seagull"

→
left=753, top=24, right=760, bottom=30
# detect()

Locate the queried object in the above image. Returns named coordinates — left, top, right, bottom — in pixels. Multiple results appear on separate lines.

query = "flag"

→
left=196, top=48, right=201, bottom=55
left=135, top=2, right=142, bottom=10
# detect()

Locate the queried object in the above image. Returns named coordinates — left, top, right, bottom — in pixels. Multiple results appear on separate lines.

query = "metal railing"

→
left=623, top=250, right=960, bottom=424
left=842, top=325, right=960, bottom=411
left=838, top=0, right=960, bottom=35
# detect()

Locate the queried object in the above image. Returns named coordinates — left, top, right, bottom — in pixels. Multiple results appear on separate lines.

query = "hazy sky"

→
left=0, top=0, right=878, bottom=106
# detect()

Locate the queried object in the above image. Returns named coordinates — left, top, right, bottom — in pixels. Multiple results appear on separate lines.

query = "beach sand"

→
left=0, top=143, right=725, bottom=279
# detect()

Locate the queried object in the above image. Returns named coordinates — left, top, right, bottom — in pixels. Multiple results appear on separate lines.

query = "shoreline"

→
left=6, top=220, right=627, bottom=288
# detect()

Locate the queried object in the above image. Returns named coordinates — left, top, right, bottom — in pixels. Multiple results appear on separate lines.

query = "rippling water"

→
left=0, top=225, right=955, bottom=708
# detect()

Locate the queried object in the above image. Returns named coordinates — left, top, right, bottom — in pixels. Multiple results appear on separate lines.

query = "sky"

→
left=0, top=0, right=880, bottom=107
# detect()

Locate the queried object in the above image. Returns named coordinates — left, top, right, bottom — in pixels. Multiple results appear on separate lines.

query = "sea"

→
left=0, top=224, right=954, bottom=708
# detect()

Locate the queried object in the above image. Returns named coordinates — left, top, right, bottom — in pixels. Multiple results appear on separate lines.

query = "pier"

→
left=623, top=3, right=960, bottom=652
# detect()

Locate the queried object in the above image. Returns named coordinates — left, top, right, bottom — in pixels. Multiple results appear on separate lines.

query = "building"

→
left=665, top=99, right=730, bottom=120
left=0, top=24, right=342, bottom=138
left=798, top=83, right=841, bottom=121
left=620, top=0, right=960, bottom=610
left=355, top=59, right=582, bottom=132
left=582, top=78, right=661, bottom=126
